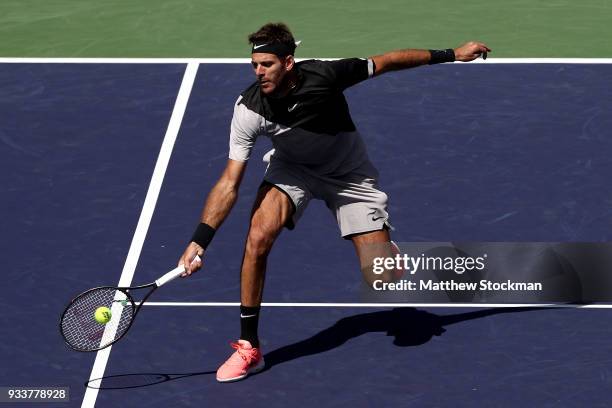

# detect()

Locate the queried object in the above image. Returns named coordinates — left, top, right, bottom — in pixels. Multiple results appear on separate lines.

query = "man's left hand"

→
left=454, top=41, right=491, bottom=62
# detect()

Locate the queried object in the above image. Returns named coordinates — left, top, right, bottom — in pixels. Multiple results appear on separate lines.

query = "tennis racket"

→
left=59, top=256, right=200, bottom=352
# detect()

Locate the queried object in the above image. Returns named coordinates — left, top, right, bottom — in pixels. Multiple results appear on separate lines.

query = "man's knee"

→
left=356, top=239, right=404, bottom=286
left=245, top=224, right=278, bottom=259
left=361, top=263, right=397, bottom=286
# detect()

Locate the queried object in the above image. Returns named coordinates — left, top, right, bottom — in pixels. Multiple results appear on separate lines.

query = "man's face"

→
left=251, top=53, right=294, bottom=95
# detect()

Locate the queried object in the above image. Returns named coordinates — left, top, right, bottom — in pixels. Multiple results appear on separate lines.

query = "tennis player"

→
left=179, top=22, right=490, bottom=382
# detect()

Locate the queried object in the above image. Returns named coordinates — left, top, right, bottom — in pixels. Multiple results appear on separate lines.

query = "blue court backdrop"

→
left=1, top=61, right=611, bottom=407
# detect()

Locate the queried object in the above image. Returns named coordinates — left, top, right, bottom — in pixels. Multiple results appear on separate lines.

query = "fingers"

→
left=468, top=41, right=490, bottom=52
left=456, top=41, right=491, bottom=62
left=479, top=43, right=491, bottom=60
left=179, top=243, right=205, bottom=277
left=473, top=42, right=491, bottom=59
left=184, top=255, right=203, bottom=276
left=180, top=257, right=201, bottom=277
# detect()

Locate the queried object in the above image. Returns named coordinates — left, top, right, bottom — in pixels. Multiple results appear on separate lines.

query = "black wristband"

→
left=191, top=223, right=216, bottom=249
left=428, top=49, right=455, bottom=64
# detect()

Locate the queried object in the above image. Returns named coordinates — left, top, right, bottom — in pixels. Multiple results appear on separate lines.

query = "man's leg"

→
left=351, top=229, right=401, bottom=286
left=217, top=183, right=293, bottom=383
left=241, top=182, right=293, bottom=307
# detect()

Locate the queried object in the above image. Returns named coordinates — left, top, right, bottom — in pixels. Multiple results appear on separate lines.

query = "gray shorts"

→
left=263, top=157, right=392, bottom=238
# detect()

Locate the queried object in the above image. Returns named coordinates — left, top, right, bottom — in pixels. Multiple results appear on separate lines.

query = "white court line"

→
left=1, top=57, right=612, bottom=64
left=141, top=302, right=612, bottom=309
left=80, top=62, right=199, bottom=408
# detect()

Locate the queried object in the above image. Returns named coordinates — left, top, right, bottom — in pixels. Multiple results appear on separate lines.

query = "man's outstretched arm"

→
left=371, top=41, right=491, bottom=76
left=179, top=159, right=247, bottom=274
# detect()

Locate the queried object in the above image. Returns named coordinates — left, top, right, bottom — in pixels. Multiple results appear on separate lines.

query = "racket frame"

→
left=59, top=260, right=194, bottom=352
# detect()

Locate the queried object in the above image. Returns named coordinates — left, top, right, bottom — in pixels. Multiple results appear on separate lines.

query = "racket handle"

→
left=155, top=255, right=201, bottom=287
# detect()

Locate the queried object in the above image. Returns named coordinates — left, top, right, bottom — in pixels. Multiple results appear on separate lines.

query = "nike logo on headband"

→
left=253, top=43, right=268, bottom=49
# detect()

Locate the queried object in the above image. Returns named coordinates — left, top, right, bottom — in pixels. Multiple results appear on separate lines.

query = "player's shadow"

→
left=86, top=306, right=545, bottom=388
left=261, top=306, right=545, bottom=372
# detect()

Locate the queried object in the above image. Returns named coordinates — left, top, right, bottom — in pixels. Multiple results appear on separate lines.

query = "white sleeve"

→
left=228, top=96, right=261, bottom=162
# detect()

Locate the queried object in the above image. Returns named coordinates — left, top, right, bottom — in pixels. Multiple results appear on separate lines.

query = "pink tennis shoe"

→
left=216, top=340, right=265, bottom=382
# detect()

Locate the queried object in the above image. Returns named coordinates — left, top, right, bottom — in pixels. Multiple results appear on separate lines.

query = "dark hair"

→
left=248, top=23, right=295, bottom=49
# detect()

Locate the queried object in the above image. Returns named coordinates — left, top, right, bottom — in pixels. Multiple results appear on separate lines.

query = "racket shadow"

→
left=86, top=370, right=216, bottom=390
left=261, top=306, right=548, bottom=373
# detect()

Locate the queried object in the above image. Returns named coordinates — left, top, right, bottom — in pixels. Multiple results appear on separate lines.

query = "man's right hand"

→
left=179, top=242, right=204, bottom=277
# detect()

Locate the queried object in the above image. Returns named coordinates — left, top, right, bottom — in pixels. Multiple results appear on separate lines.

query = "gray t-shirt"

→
left=229, top=58, right=375, bottom=176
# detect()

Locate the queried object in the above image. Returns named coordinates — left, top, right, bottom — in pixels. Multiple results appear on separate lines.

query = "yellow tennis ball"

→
left=94, top=306, right=112, bottom=324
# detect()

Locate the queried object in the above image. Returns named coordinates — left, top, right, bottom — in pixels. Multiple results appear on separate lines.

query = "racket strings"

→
left=61, top=288, right=134, bottom=351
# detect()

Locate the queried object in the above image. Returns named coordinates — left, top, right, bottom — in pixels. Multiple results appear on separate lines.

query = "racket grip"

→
left=155, top=255, right=201, bottom=287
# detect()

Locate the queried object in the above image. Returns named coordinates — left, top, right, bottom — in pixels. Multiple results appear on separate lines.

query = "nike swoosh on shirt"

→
left=288, top=103, right=299, bottom=112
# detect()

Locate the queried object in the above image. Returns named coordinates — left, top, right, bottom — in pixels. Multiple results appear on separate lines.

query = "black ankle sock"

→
left=240, top=305, right=260, bottom=348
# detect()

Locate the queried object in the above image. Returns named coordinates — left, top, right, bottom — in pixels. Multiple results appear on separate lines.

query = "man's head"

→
left=248, top=23, right=297, bottom=96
